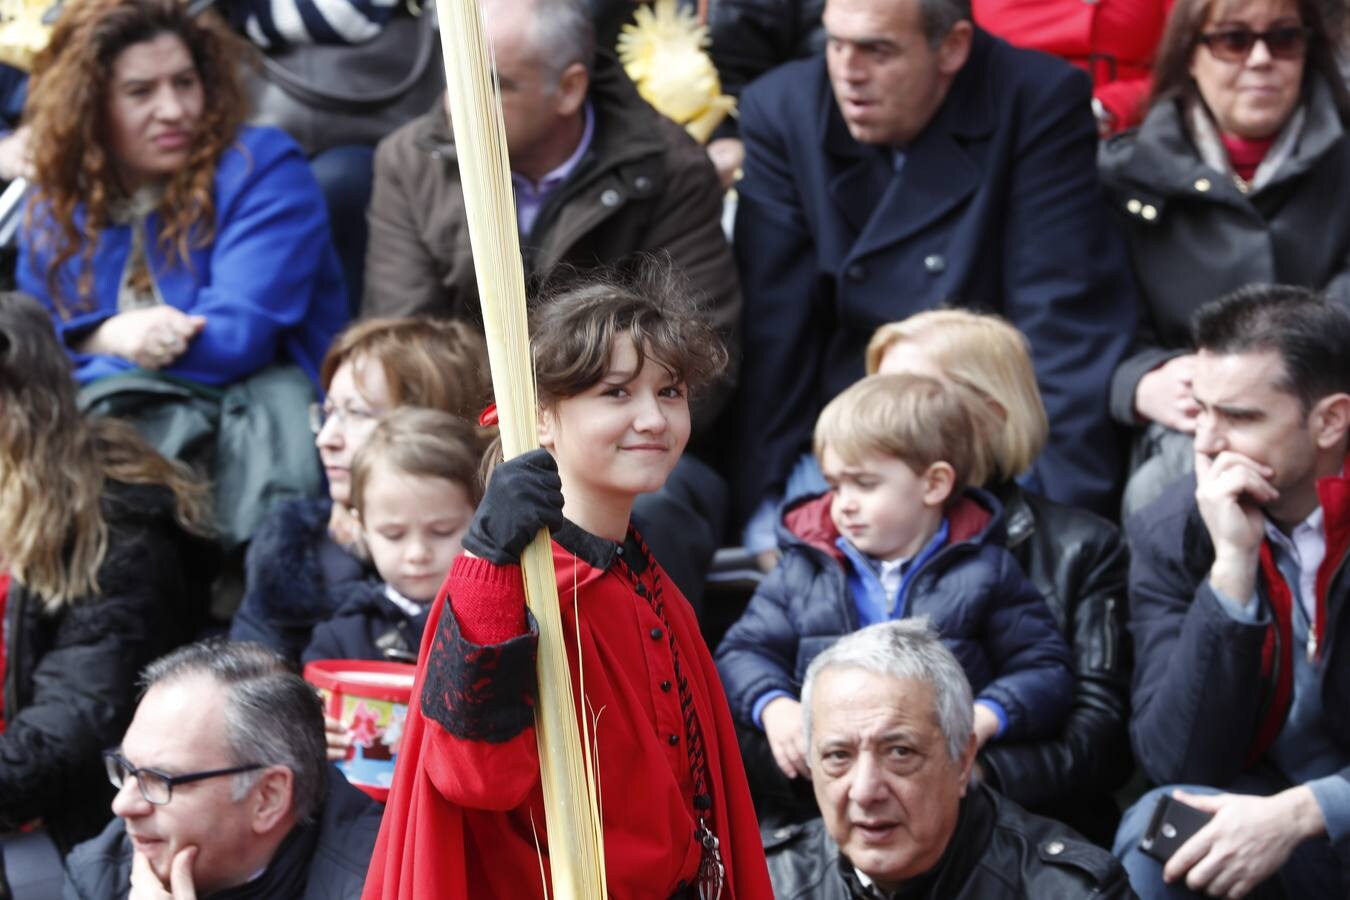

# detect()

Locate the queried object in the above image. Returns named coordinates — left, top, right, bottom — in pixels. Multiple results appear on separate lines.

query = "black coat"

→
left=732, top=29, right=1136, bottom=519
left=302, top=583, right=429, bottom=665
left=715, top=490, right=1073, bottom=743
left=763, top=784, right=1134, bottom=899
left=981, top=483, right=1132, bottom=843
left=62, top=766, right=383, bottom=900
left=230, top=497, right=373, bottom=663
left=0, top=482, right=217, bottom=852
left=1100, top=78, right=1350, bottom=425
left=1127, top=473, right=1350, bottom=787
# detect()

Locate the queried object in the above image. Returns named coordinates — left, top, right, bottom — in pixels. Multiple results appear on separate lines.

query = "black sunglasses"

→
left=1196, top=25, right=1311, bottom=62
left=103, top=749, right=265, bottom=806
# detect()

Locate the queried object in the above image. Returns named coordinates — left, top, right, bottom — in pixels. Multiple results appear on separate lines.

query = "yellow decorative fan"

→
left=617, top=0, right=734, bottom=145
left=0, top=0, right=51, bottom=71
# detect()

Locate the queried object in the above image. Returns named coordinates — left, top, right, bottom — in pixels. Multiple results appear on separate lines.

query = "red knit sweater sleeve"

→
left=447, top=554, right=527, bottom=644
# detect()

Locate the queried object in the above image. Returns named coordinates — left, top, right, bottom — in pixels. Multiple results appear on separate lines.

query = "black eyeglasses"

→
left=1196, top=25, right=1311, bottom=62
left=103, top=750, right=264, bottom=806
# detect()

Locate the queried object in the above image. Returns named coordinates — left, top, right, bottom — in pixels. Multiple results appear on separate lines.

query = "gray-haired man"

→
left=62, top=640, right=382, bottom=900
left=765, top=618, right=1134, bottom=899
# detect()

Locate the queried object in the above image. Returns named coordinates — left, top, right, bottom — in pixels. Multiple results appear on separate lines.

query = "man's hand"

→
left=1135, top=354, right=1201, bottom=432
left=1195, top=450, right=1275, bottom=602
left=1163, top=788, right=1324, bottom=898
left=77, top=306, right=206, bottom=370
left=130, top=847, right=198, bottom=900
left=706, top=137, right=744, bottom=190
left=0, top=125, right=32, bottom=182
left=761, top=696, right=809, bottom=780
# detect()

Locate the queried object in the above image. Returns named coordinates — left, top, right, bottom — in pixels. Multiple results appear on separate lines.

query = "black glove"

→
left=462, top=448, right=565, bottom=565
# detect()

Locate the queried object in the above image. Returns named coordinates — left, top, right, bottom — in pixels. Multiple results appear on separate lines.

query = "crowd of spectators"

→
left=0, top=0, right=1348, bottom=894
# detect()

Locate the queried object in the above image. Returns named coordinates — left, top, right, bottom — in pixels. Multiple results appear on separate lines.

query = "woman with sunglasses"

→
left=1101, top=0, right=1350, bottom=517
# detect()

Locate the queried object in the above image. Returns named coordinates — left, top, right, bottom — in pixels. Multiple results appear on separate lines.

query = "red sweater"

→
left=362, top=528, right=773, bottom=900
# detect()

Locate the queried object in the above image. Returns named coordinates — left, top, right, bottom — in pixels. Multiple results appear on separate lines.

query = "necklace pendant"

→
left=696, top=821, right=725, bottom=900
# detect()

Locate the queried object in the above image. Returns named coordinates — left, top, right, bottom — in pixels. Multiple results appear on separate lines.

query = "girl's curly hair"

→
left=24, top=0, right=252, bottom=316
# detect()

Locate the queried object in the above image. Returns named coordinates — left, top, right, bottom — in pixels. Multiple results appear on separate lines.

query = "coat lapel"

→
left=823, top=103, right=894, bottom=237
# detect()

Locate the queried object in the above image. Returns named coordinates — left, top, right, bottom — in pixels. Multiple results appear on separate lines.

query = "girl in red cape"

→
left=361, top=271, right=774, bottom=900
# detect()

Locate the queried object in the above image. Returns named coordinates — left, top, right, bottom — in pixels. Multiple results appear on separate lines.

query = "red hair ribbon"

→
left=478, top=402, right=498, bottom=427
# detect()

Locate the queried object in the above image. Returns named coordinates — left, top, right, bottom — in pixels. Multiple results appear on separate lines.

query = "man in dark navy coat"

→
left=732, top=0, right=1135, bottom=537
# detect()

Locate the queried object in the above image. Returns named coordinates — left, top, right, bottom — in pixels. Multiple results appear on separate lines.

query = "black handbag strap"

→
left=258, top=10, right=438, bottom=113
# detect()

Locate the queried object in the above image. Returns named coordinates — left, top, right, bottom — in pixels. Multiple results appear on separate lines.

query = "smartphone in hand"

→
left=1139, top=794, right=1215, bottom=863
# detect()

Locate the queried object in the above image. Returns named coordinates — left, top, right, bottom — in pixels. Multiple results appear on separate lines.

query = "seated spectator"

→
left=303, top=408, right=482, bottom=666
left=731, top=0, right=1135, bottom=554
left=765, top=618, right=1131, bottom=898
left=17, top=0, right=347, bottom=390
left=1115, top=285, right=1350, bottom=898
left=1101, top=0, right=1350, bottom=517
left=230, top=316, right=490, bottom=662
left=64, top=639, right=382, bottom=899
left=717, top=373, right=1073, bottom=822
left=0, top=293, right=216, bottom=859
left=363, top=0, right=738, bottom=614
left=867, top=308, right=1132, bottom=843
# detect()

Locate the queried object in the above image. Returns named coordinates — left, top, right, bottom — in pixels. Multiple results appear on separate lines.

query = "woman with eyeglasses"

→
left=0, top=293, right=216, bottom=864
left=1100, top=0, right=1350, bottom=517
left=229, top=317, right=491, bottom=663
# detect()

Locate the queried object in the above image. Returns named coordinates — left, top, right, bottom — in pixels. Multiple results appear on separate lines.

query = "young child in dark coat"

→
left=717, top=373, right=1074, bottom=786
left=303, top=408, right=482, bottom=667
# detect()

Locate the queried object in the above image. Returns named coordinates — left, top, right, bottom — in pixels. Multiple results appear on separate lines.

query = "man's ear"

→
left=1310, top=393, right=1350, bottom=450
left=250, top=766, right=295, bottom=835
left=555, top=62, right=589, bottom=117
left=956, top=730, right=978, bottom=797
left=921, top=461, right=956, bottom=507
left=936, top=21, right=973, bottom=78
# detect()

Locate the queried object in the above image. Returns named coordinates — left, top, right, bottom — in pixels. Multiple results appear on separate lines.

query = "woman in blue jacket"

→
left=16, top=0, right=346, bottom=389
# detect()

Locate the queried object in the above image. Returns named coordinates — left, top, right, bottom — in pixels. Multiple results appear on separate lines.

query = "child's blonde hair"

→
left=814, top=373, right=999, bottom=496
left=864, top=310, right=1048, bottom=482
left=350, top=408, right=485, bottom=516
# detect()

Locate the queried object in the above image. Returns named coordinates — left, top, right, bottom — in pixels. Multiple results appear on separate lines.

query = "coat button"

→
left=923, top=254, right=945, bottom=274
left=634, top=175, right=652, bottom=191
left=635, top=582, right=647, bottom=597
left=1126, top=198, right=1142, bottom=215
left=668, top=734, right=679, bottom=746
left=660, top=680, right=672, bottom=691
left=600, top=188, right=622, bottom=207
left=1046, top=840, right=1065, bottom=855
left=1194, top=177, right=1212, bottom=192
left=1141, top=204, right=1158, bottom=221
left=846, top=263, right=866, bottom=282
left=650, top=627, right=663, bottom=640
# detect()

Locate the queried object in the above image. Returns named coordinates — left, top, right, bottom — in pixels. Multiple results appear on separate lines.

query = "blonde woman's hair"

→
left=814, top=373, right=999, bottom=498
left=0, top=293, right=211, bottom=609
left=349, top=408, right=485, bottom=517
left=865, top=310, right=1048, bottom=481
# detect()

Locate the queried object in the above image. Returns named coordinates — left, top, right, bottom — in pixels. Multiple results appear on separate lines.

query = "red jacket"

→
left=362, top=524, right=773, bottom=900
left=973, top=0, right=1173, bottom=131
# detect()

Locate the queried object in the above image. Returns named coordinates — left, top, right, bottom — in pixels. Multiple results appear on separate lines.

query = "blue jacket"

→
left=732, top=29, right=1135, bottom=519
left=19, top=126, right=347, bottom=388
left=302, top=584, right=430, bottom=665
left=715, top=490, right=1074, bottom=742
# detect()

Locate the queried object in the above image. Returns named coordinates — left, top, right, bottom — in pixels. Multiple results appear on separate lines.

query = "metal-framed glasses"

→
left=103, top=750, right=264, bottom=806
left=1196, top=25, right=1311, bottom=62
left=308, top=401, right=379, bottom=435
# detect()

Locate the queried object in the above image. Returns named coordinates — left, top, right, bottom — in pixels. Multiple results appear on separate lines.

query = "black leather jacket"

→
left=980, top=483, right=1133, bottom=844
left=764, top=784, right=1135, bottom=900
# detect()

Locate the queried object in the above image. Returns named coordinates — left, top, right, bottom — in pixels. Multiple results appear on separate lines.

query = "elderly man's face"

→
left=110, top=676, right=266, bottom=893
left=809, top=667, right=975, bottom=892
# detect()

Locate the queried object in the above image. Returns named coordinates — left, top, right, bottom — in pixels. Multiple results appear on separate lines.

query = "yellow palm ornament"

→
left=617, top=0, right=735, bottom=145
left=0, top=0, right=51, bottom=71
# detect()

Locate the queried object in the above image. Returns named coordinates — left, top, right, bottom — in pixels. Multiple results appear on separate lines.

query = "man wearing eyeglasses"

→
left=63, top=640, right=382, bottom=900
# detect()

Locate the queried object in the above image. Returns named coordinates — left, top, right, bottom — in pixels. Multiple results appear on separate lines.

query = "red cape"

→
left=362, top=539, right=773, bottom=899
